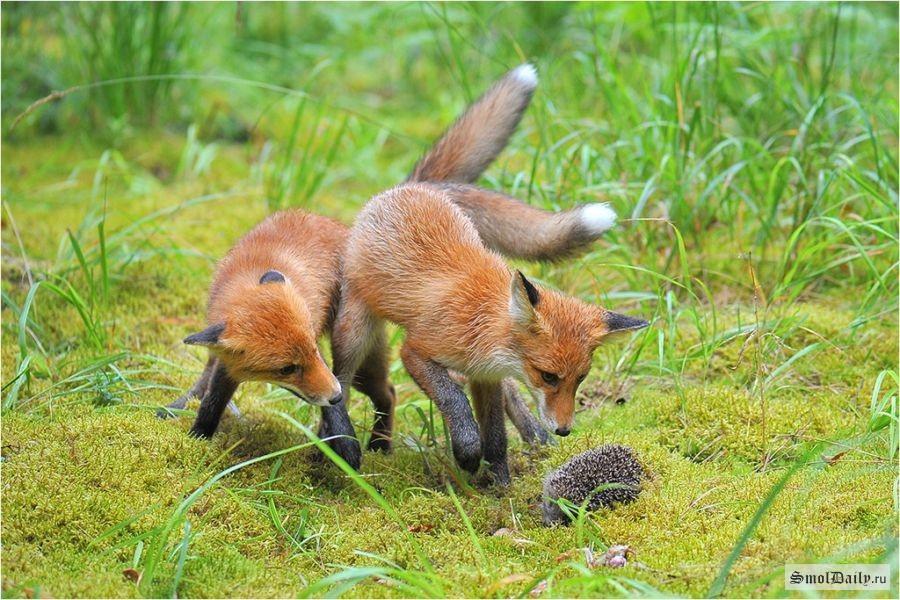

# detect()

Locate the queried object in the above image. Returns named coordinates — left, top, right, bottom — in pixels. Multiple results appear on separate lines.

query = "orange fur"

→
left=200, top=210, right=346, bottom=404
left=342, top=183, right=645, bottom=435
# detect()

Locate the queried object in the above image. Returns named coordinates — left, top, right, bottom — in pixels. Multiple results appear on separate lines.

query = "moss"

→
left=4, top=384, right=894, bottom=598
left=643, top=385, right=858, bottom=466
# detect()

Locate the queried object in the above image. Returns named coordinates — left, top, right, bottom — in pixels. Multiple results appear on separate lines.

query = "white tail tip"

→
left=510, top=63, right=538, bottom=88
left=579, top=203, right=617, bottom=235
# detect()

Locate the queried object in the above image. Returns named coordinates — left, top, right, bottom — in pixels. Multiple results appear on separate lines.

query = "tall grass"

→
left=59, top=2, right=204, bottom=129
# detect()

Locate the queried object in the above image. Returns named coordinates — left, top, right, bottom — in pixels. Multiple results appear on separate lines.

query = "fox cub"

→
left=332, top=65, right=648, bottom=484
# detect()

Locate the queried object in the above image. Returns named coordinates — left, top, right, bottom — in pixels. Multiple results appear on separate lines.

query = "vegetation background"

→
left=2, top=2, right=898, bottom=597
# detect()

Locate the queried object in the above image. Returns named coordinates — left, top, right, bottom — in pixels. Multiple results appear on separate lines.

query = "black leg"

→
left=189, top=363, right=238, bottom=438
left=471, top=380, right=510, bottom=486
left=352, top=331, right=396, bottom=452
left=401, top=342, right=482, bottom=474
left=318, top=402, right=361, bottom=470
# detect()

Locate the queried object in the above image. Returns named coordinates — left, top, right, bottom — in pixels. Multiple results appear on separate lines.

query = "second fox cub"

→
left=334, top=65, right=649, bottom=484
left=162, top=211, right=393, bottom=469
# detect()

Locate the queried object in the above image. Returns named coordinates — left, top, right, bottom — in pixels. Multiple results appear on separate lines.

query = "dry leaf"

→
left=823, top=450, right=848, bottom=465
left=554, top=548, right=579, bottom=563
left=483, top=573, right=531, bottom=596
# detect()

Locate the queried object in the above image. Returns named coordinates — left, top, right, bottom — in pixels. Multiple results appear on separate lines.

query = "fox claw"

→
left=452, top=442, right=483, bottom=474
left=326, top=437, right=362, bottom=471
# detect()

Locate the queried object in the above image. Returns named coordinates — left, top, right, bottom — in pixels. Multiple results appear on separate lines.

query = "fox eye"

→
left=540, top=371, right=560, bottom=386
left=278, top=364, right=299, bottom=376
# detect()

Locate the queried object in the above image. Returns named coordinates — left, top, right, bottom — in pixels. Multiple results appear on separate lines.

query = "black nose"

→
left=555, top=426, right=571, bottom=437
left=328, top=393, right=343, bottom=406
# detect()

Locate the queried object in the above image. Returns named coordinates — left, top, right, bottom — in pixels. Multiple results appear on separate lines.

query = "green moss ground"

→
left=2, top=3, right=898, bottom=597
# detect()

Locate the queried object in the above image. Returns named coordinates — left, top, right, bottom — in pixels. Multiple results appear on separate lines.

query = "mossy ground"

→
left=2, top=3, right=898, bottom=598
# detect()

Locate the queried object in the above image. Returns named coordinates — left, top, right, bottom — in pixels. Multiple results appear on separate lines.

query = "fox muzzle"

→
left=279, top=384, right=342, bottom=407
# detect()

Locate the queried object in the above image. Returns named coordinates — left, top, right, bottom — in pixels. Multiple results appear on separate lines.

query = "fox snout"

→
left=308, top=389, right=343, bottom=407
left=281, top=363, right=342, bottom=407
left=546, top=402, right=575, bottom=437
left=282, top=382, right=342, bottom=406
left=302, top=376, right=343, bottom=407
left=532, top=389, right=576, bottom=436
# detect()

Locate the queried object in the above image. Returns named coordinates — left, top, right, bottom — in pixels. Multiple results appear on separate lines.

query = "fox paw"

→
left=452, top=441, right=483, bottom=474
left=326, top=436, right=362, bottom=471
left=188, top=424, right=215, bottom=439
left=157, top=397, right=189, bottom=420
left=367, top=434, right=392, bottom=453
left=489, top=462, right=511, bottom=487
left=533, top=425, right=556, bottom=447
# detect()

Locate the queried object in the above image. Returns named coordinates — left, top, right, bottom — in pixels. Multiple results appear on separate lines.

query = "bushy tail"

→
left=410, top=64, right=616, bottom=261
left=408, top=64, right=538, bottom=184
left=434, top=183, right=616, bottom=261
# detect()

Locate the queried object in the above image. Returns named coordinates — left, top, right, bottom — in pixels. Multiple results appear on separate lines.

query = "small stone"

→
left=607, top=555, right=627, bottom=568
left=529, top=579, right=548, bottom=597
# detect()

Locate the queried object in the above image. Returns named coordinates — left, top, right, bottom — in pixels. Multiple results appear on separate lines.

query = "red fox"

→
left=166, top=63, right=628, bottom=473
left=334, top=67, right=648, bottom=484
left=161, top=64, right=541, bottom=468
left=160, top=211, right=391, bottom=468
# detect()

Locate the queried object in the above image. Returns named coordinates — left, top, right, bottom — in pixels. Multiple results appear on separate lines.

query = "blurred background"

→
left=5, top=2, right=897, bottom=211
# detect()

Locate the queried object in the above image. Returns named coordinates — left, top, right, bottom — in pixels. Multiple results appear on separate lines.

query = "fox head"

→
left=184, top=270, right=342, bottom=407
left=509, top=271, right=648, bottom=436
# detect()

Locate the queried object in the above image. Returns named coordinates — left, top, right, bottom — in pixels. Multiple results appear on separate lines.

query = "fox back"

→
left=345, top=183, right=647, bottom=432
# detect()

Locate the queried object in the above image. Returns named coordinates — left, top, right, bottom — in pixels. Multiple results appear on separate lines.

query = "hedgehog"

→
left=542, top=444, right=645, bottom=525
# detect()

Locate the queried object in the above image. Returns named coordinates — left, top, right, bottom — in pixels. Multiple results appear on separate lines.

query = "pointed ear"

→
left=510, top=270, right=540, bottom=326
left=595, top=311, right=649, bottom=338
left=259, top=270, right=285, bottom=284
left=184, top=322, right=226, bottom=347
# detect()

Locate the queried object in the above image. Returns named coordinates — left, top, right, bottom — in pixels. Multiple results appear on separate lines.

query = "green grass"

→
left=2, top=2, right=898, bottom=598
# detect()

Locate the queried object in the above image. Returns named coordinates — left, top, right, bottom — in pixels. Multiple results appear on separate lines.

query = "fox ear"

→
left=510, top=270, right=540, bottom=325
left=184, top=323, right=226, bottom=347
left=259, top=270, right=285, bottom=284
left=593, top=311, right=649, bottom=340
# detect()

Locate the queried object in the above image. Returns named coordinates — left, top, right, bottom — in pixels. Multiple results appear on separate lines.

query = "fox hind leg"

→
left=401, top=342, right=482, bottom=474
left=352, top=329, right=396, bottom=452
